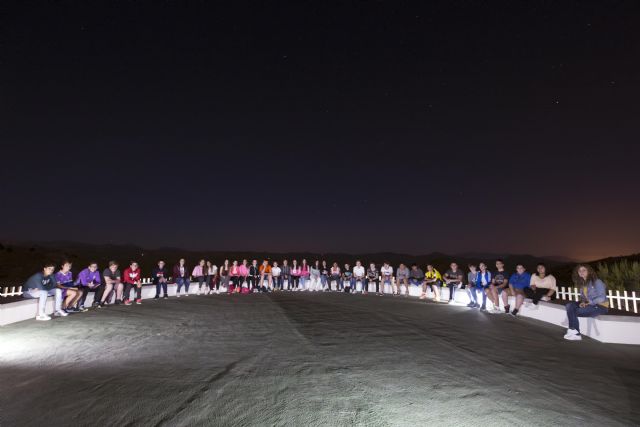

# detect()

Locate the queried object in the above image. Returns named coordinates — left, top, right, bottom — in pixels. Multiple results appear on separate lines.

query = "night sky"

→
left=1, top=1, right=639, bottom=261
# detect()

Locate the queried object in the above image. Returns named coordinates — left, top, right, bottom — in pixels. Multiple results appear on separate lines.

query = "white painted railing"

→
left=556, top=286, right=639, bottom=314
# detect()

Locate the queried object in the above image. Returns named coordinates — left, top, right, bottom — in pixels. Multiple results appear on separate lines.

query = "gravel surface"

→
left=1, top=292, right=638, bottom=426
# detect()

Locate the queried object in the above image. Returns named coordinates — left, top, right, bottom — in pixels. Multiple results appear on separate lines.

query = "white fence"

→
left=556, top=286, right=639, bottom=314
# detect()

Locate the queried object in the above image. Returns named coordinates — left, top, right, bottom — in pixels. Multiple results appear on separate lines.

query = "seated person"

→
left=341, top=263, right=354, bottom=292
left=259, top=259, right=273, bottom=292
left=466, top=264, right=479, bottom=308
left=152, top=260, right=169, bottom=299
left=380, top=262, right=394, bottom=294
left=122, top=261, right=142, bottom=305
left=329, top=263, right=341, bottom=290
left=55, top=260, right=81, bottom=313
left=474, top=263, right=491, bottom=311
left=23, top=262, right=66, bottom=320
left=423, top=264, right=443, bottom=301
left=75, top=262, right=102, bottom=311
left=409, top=264, right=424, bottom=290
left=396, top=264, right=410, bottom=294
left=508, top=264, right=531, bottom=316
left=365, top=263, right=380, bottom=294
left=489, top=260, right=510, bottom=313
left=525, top=263, right=557, bottom=305
left=352, top=261, right=366, bottom=292
left=443, top=262, right=465, bottom=304
left=272, top=261, right=282, bottom=290
left=101, top=260, right=122, bottom=305
left=564, top=265, right=608, bottom=341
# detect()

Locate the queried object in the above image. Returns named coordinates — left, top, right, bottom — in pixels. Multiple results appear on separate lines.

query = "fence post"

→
left=607, top=290, right=614, bottom=308
left=624, top=290, right=629, bottom=312
left=633, top=291, right=638, bottom=314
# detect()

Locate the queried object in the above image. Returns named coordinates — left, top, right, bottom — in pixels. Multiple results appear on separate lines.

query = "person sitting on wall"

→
left=525, top=263, right=557, bottom=306
left=564, top=264, right=609, bottom=341
left=23, top=262, right=67, bottom=321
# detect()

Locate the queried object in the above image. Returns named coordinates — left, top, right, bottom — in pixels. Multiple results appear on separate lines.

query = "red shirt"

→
left=123, top=267, right=142, bottom=284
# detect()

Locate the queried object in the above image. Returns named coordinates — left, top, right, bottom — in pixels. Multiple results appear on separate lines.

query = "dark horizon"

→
left=2, top=1, right=639, bottom=261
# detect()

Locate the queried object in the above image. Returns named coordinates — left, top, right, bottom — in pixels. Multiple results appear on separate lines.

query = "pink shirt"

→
left=300, top=265, right=310, bottom=278
left=192, top=266, right=204, bottom=277
left=291, top=266, right=301, bottom=276
left=238, top=265, right=249, bottom=277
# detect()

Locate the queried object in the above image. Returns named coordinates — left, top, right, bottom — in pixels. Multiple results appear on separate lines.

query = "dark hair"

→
left=88, top=261, right=98, bottom=266
left=130, top=260, right=138, bottom=265
left=468, top=263, right=476, bottom=268
left=108, top=260, right=118, bottom=267
left=496, top=259, right=504, bottom=264
left=43, top=261, right=56, bottom=268
left=572, top=264, right=598, bottom=287
left=411, top=263, right=417, bottom=267
left=61, top=259, right=72, bottom=266
left=535, top=263, right=547, bottom=276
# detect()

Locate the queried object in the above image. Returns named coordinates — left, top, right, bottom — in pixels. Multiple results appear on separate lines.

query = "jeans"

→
left=123, top=283, right=142, bottom=301
left=24, top=288, right=62, bottom=314
left=176, top=277, right=190, bottom=294
left=320, top=275, right=328, bottom=289
left=409, top=278, right=423, bottom=287
left=341, top=277, right=354, bottom=291
left=197, top=275, right=207, bottom=290
left=448, top=282, right=462, bottom=301
left=155, top=280, right=168, bottom=297
left=300, top=276, right=308, bottom=290
left=565, top=302, right=608, bottom=333
left=273, top=275, right=283, bottom=289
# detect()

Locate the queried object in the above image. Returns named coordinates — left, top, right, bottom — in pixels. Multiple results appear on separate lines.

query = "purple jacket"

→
left=76, top=268, right=102, bottom=287
left=55, top=271, right=73, bottom=285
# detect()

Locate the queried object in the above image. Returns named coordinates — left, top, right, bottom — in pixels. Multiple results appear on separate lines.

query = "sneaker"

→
left=510, top=309, right=519, bottom=317
left=78, top=305, right=88, bottom=312
left=163, top=295, right=169, bottom=299
left=176, top=294, right=180, bottom=298
left=54, top=310, right=68, bottom=317
left=66, top=307, right=79, bottom=313
left=115, top=299, right=122, bottom=305
left=419, top=294, right=427, bottom=300
left=91, top=302, right=100, bottom=309
left=135, top=299, right=142, bottom=305
left=541, top=296, right=551, bottom=302
left=154, top=295, right=159, bottom=300
left=466, top=302, right=475, bottom=307
left=490, top=308, right=502, bottom=314
left=504, top=304, right=510, bottom=314
left=36, top=314, right=52, bottom=321
left=124, top=299, right=132, bottom=306
left=564, top=333, right=582, bottom=341
left=564, top=328, right=579, bottom=337
left=480, top=306, right=487, bottom=312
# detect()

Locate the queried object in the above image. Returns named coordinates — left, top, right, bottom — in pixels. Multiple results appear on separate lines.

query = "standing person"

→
left=310, top=261, right=322, bottom=292
left=526, top=263, right=557, bottom=306
left=329, top=262, right=341, bottom=291
left=229, top=260, right=241, bottom=293
left=300, top=259, right=310, bottom=291
left=122, top=261, right=143, bottom=305
left=353, top=260, right=366, bottom=293
left=341, top=263, right=354, bottom=293
left=409, top=264, right=424, bottom=296
left=101, top=261, right=122, bottom=306
left=218, top=259, right=230, bottom=292
left=55, top=260, right=81, bottom=313
left=396, top=263, right=410, bottom=295
left=272, top=261, right=282, bottom=290
left=366, top=262, right=380, bottom=295
left=290, top=260, right=301, bottom=290
left=248, top=260, right=260, bottom=291
left=475, top=262, right=491, bottom=311
left=76, top=262, right=102, bottom=311
left=173, top=258, right=190, bottom=297
left=23, top=262, right=66, bottom=320
left=508, top=264, right=531, bottom=316
left=443, top=262, right=465, bottom=304
left=423, top=264, right=443, bottom=302
left=207, top=261, right=218, bottom=294
left=564, top=264, right=609, bottom=341
left=152, top=260, right=169, bottom=299
left=192, top=259, right=207, bottom=295
left=281, top=259, right=291, bottom=290
left=380, top=262, right=394, bottom=294
left=489, top=260, right=510, bottom=313
left=239, top=259, right=249, bottom=290
left=259, top=259, right=273, bottom=292
left=467, top=264, right=480, bottom=308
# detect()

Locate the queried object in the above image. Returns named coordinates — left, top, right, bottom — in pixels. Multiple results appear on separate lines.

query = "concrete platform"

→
left=1, top=292, right=639, bottom=426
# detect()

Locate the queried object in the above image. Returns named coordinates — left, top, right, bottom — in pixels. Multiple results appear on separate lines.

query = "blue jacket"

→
left=509, top=272, right=531, bottom=289
left=475, top=271, right=492, bottom=288
left=581, top=279, right=608, bottom=306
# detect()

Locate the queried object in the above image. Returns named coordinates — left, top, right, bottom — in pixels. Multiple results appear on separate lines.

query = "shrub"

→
left=597, top=260, right=640, bottom=292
